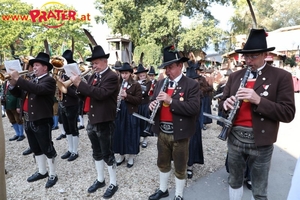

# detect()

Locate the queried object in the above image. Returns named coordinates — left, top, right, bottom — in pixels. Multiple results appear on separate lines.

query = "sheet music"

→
left=4, top=60, right=22, bottom=73
left=63, top=63, right=81, bottom=77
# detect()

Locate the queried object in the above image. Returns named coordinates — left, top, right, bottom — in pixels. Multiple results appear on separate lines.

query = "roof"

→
left=205, top=53, right=223, bottom=63
left=267, top=27, right=300, bottom=52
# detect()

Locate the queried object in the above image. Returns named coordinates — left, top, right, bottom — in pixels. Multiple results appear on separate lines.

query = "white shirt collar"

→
left=99, top=67, right=108, bottom=75
left=171, top=73, right=183, bottom=85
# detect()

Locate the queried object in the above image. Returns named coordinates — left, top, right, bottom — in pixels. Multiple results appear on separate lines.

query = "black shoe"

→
left=68, top=153, right=78, bottom=161
left=127, top=162, right=134, bottom=168
left=187, top=169, right=193, bottom=179
left=88, top=180, right=106, bottom=193
left=52, top=126, right=59, bottom=130
left=17, top=135, right=25, bottom=141
left=9, top=135, right=19, bottom=141
left=116, top=157, right=125, bottom=166
left=61, top=151, right=71, bottom=159
left=103, top=184, right=118, bottom=199
left=174, top=195, right=184, bottom=200
left=56, top=134, right=66, bottom=140
left=141, top=142, right=148, bottom=148
left=23, top=147, right=32, bottom=156
left=27, top=172, right=48, bottom=182
left=45, top=175, right=58, bottom=188
left=149, top=189, right=169, bottom=200
left=245, top=180, right=252, bottom=190
left=78, top=125, right=85, bottom=130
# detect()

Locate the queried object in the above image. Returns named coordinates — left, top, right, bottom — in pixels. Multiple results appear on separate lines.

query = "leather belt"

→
left=160, top=122, right=173, bottom=134
left=231, top=126, right=255, bottom=143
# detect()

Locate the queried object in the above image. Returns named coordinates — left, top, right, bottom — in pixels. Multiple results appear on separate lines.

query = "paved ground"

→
left=165, top=93, right=300, bottom=200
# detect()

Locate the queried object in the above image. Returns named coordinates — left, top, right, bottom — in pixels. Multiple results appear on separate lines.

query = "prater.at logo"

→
left=29, top=1, right=91, bottom=28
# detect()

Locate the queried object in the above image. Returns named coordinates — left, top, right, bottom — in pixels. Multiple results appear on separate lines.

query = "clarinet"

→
left=132, top=77, right=169, bottom=132
left=218, top=66, right=252, bottom=141
left=116, top=79, right=126, bottom=113
left=138, top=77, right=169, bottom=135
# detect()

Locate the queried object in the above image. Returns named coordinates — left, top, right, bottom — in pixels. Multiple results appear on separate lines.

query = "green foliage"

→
left=0, top=0, right=34, bottom=57
left=285, top=55, right=297, bottom=67
left=230, top=0, right=300, bottom=32
left=94, top=0, right=231, bottom=65
left=133, top=43, right=162, bottom=67
left=178, top=18, right=224, bottom=53
left=0, top=0, right=92, bottom=63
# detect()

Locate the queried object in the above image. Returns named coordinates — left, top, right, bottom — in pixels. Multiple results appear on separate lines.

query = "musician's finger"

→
left=71, top=71, right=77, bottom=76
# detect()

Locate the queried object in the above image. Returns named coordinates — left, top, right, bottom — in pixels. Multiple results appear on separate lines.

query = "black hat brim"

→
left=158, top=57, right=189, bottom=69
left=86, top=54, right=110, bottom=62
left=118, top=68, right=133, bottom=73
left=67, top=59, right=76, bottom=64
left=148, top=73, right=158, bottom=75
left=235, top=47, right=275, bottom=54
left=112, top=66, right=122, bottom=70
left=134, top=69, right=149, bottom=74
left=29, top=59, right=53, bottom=71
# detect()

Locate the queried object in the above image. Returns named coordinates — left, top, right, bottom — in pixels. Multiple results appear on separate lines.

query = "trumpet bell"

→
left=56, top=65, right=93, bottom=94
left=51, top=56, right=67, bottom=69
left=0, top=70, right=29, bottom=81
left=0, top=73, right=6, bottom=81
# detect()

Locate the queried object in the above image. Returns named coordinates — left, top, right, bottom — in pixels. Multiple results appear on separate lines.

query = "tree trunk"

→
left=247, top=0, right=257, bottom=28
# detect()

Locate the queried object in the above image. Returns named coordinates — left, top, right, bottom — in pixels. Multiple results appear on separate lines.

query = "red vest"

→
left=23, top=96, right=28, bottom=112
left=159, top=88, right=174, bottom=122
left=83, top=78, right=97, bottom=113
left=234, top=80, right=255, bottom=127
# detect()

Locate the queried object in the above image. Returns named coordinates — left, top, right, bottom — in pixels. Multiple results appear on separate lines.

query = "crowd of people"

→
left=1, top=28, right=299, bottom=200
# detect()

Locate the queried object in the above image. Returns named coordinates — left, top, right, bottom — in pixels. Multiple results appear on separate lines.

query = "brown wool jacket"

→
left=77, top=68, right=119, bottom=125
left=151, top=75, right=201, bottom=141
left=220, top=64, right=295, bottom=146
left=10, top=74, right=56, bottom=121
left=123, top=82, right=142, bottom=114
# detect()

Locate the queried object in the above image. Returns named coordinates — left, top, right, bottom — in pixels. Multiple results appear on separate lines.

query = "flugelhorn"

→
left=56, top=66, right=92, bottom=93
left=51, top=56, right=67, bottom=80
left=0, top=70, right=33, bottom=81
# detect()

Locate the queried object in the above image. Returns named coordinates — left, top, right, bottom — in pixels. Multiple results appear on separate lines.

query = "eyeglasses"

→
left=242, top=54, right=261, bottom=60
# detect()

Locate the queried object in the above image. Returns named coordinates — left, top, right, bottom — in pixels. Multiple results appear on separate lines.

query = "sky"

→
left=21, top=0, right=234, bottom=53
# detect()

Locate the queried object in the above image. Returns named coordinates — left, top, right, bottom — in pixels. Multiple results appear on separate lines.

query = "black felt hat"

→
left=118, top=62, right=133, bottom=73
left=86, top=45, right=110, bottom=61
left=158, top=45, right=189, bottom=69
left=62, top=50, right=76, bottom=64
left=148, top=66, right=158, bottom=75
left=134, top=64, right=149, bottom=74
left=235, top=29, right=275, bottom=54
left=29, top=52, right=53, bottom=71
left=186, top=67, right=200, bottom=79
left=112, top=60, right=122, bottom=70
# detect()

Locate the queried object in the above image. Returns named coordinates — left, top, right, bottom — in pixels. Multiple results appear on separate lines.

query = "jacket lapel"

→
left=171, top=76, right=184, bottom=97
left=253, top=64, right=271, bottom=91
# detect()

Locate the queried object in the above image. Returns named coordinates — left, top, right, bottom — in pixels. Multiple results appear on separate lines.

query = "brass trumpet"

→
left=0, top=70, right=33, bottom=81
left=51, top=56, right=67, bottom=81
left=56, top=66, right=93, bottom=93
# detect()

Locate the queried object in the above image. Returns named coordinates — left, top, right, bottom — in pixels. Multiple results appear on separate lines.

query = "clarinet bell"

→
left=143, top=123, right=153, bottom=136
left=218, top=126, right=229, bottom=141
